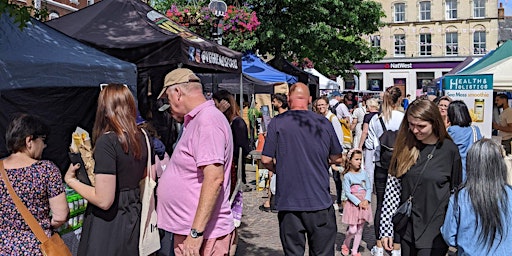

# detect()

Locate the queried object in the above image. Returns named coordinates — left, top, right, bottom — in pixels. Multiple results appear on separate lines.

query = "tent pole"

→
left=240, top=73, right=243, bottom=116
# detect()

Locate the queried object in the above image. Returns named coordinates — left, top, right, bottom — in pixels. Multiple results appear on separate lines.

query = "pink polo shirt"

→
left=157, top=100, right=234, bottom=239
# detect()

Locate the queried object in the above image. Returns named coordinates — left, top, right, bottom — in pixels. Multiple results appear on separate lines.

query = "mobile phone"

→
left=68, top=152, right=92, bottom=186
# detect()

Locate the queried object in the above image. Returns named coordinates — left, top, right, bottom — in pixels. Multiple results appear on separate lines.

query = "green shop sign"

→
left=443, top=74, right=493, bottom=90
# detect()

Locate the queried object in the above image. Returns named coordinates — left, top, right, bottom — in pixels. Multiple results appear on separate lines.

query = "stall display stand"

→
left=59, top=186, right=88, bottom=255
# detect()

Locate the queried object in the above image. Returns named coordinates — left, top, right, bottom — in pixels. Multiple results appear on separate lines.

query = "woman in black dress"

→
left=65, top=84, right=148, bottom=255
left=380, top=99, right=462, bottom=256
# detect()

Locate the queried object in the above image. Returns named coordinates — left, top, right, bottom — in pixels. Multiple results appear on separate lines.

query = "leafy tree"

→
left=246, top=0, right=386, bottom=76
left=0, top=0, right=48, bottom=28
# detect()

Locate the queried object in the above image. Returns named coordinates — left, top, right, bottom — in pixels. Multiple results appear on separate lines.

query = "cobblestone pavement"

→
left=236, top=164, right=378, bottom=256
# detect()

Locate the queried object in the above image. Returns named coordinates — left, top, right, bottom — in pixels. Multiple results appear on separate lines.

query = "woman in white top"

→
left=351, top=99, right=367, bottom=149
left=366, top=86, right=405, bottom=256
left=315, top=96, right=344, bottom=210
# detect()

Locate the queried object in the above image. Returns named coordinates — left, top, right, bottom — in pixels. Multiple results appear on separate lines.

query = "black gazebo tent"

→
left=268, top=57, right=320, bottom=99
left=0, top=15, right=137, bottom=170
left=47, top=0, right=243, bottom=152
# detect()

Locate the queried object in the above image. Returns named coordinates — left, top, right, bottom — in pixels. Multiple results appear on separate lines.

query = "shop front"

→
left=353, top=59, right=464, bottom=99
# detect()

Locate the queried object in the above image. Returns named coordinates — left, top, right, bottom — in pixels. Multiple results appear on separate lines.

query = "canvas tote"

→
left=139, top=129, right=160, bottom=256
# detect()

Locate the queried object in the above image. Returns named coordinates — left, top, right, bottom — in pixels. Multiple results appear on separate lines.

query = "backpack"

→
left=330, top=102, right=341, bottom=116
left=329, top=114, right=353, bottom=147
left=378, top=117, right=397, bottom=170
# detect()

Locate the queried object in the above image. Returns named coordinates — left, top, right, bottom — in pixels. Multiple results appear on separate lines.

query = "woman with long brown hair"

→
left=380, top=99, right=462, bottom=255
left=366, top=86, right=404, bottom=256
left=65, top=84, right=148, bottom=255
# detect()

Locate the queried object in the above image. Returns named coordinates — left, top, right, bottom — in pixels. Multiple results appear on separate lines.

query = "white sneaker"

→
left=370, top=246, right=384, bottom=256
left=333, top=203, right=339, bottom=210
left=391, top=249, right=401, bottom=256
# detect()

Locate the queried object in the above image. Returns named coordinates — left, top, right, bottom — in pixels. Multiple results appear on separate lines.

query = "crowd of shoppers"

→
left=4, top=65, right=512, bottom=256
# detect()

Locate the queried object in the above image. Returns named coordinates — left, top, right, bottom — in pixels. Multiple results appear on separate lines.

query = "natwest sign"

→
left=384, top=63, right=413, bottom=69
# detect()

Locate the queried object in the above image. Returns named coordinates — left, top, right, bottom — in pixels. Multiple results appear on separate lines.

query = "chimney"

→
left=499, top=2, right=505, bottom=19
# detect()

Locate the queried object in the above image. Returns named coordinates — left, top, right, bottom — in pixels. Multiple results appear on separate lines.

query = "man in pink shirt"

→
left=157, top=68, right=234, bottom=256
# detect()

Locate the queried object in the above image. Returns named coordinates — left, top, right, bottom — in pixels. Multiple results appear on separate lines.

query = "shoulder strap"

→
left=140, top=129, right=153, bottom=179
left=333, top=102, right=341, bottom=109
left=0, top=160, right=49, bottom=243
left=328, top=113, right=335, bottom=123
left=409, top=143, right=438, bottom=199
left=379, top=117, right=387, bottom=131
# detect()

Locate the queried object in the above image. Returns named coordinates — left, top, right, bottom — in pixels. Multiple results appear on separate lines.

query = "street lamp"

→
left=208, top=0, right=227, bottom=45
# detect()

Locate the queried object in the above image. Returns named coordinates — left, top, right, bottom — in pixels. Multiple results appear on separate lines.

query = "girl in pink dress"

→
left=341, top=149, right=373, bottom=256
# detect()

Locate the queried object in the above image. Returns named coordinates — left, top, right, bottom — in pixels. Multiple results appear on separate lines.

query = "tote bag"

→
left=139, top=129, right=160, bottom=256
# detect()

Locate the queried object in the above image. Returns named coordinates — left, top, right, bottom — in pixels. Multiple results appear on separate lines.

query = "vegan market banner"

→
left=443, top=74, right=493, bottom=138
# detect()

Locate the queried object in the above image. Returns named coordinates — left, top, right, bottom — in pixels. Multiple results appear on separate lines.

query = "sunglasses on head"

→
left=100, top=83, right=129, bottom=91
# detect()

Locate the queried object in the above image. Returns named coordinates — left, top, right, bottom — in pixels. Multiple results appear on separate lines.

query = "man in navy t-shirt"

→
left=262, top=83, right=344, bottom=255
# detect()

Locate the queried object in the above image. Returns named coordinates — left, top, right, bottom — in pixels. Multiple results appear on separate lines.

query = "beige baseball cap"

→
left=157, top=68, right=201, bottom=99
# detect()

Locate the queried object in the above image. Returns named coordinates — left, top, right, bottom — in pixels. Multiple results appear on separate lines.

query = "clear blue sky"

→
left=503, top=1, right=512, bottom=16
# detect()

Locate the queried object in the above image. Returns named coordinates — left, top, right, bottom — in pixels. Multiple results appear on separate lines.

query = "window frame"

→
left=419, top=33, right=432, bottom=56
left=394, top=34, right=406, bottom=57
left=419, top=1, right=431, bottom=21
left=394, top=3, right=406, bottom=22
left=445, top=32, right=458, bottom=56
left=370, top=35, right=381, bottom=48
left=445, top=0, right=457, bottom=20
left=473, top=31, right=486, bottom=55
left=474, top=0, right=485, bottom=18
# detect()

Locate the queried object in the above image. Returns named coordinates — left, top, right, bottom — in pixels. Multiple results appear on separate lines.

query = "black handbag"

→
left=392, top=144, right=437, bottom=233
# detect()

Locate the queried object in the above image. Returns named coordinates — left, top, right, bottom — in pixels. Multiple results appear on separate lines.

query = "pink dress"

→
left=342, top=185, right=373, bottom=225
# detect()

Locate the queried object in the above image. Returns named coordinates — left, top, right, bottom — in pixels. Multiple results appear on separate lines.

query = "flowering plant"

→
left=291, top=57, right=315, bottom=69
left=165, top=3, right=260, bottom=51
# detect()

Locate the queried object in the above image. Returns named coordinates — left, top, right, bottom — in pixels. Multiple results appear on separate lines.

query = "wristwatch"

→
left=190, top=229, right=204, bottom=238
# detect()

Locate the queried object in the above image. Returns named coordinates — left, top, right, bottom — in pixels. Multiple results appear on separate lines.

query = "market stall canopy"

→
left=268, top=57, right=319, bottom=86
left=0, top=14, right=137, bottom=172
left=433, top=57, right=479, bottom=85
left=197, top=73, right=273, bottom=95
left=242, top=53, right=298, bottom=84
left=46, top=0, right=242, bottom=73
left=304, top=68, right=339, bottom=90
left=458, top=40, right=512, bottom=90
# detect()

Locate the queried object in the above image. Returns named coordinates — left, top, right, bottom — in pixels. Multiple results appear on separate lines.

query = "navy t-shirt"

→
left=262, top=110, right=343, bottom=211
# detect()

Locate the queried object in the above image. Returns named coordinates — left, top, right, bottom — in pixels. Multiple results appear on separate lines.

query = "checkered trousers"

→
left=379, top=174, right=401, bottom=239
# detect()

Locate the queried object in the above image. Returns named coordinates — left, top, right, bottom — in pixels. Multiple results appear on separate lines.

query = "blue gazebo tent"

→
left=242, top=53, right=298, bottom=84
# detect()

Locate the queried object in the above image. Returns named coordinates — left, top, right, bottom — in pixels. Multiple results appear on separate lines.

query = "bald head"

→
left=288, top=82, right=311, bottom=110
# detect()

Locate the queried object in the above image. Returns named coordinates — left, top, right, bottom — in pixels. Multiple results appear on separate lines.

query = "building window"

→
left=370, top=35, right=381, bottom=48
left=88, top=0, right=94, bottom=5
left=394, top=34, right=406, bottom=57
left=419, top=1, right=431, bottom=21
left=417, top=72, right=434, bottom=90
left=473, top=31, right=486, bottom=55
left=446, top=32, right=458, bottom=55
left=394, top=3, right=405, bottom=22
left=419, top=33, right=432, bottom=56
left=445, top=0, right=457, bottom=19
left=474, top=0, right=485, bottom=18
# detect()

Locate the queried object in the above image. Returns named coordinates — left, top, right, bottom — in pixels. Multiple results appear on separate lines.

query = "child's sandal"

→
left=341, top=245, right=350, bottom=256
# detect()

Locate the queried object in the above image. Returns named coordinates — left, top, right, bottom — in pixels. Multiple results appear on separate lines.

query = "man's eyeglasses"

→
left=100, top=83, right=129, bottom=91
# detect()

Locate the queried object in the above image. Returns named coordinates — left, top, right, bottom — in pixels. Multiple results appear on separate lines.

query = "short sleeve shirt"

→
left=262, top=110, right=343, bottom=211
left=0, top=160, right=64, bottom=255
left=499, top=107, right=512, bottom=140
left=94, top=132, right=147, bottom=189
left=157, top=100, right=234, bottom=239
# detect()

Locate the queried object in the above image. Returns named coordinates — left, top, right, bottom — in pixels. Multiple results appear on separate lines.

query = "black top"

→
left=231, top=116, right=250, bottom=160
left=363, top=112, right=378, bottom=125
left=401, top=140, right=462, bottom=248
left=94, top=132, right=147, bottom=190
